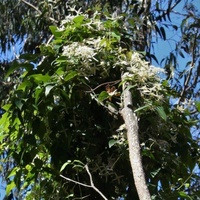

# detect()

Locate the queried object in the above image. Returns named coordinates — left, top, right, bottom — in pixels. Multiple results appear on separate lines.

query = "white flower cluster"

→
left=129, top=52, right=164, bottom=81
left=62, top=42, right=97, bottom=61
left=59, top=9, right=105, bottom=32
left=121, top=52, right=165, bottom=100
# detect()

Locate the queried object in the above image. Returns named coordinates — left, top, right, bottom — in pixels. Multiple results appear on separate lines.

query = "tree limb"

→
left=121, top=75, right=151, bottom=200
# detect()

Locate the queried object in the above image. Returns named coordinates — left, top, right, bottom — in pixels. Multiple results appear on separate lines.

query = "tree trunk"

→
left=121, top=80, right=151, bottom=200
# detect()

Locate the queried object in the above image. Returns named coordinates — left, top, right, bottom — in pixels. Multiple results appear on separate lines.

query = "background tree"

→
left=0, top=0, right=199, bottom=199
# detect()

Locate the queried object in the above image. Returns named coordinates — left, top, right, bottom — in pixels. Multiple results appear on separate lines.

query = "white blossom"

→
left=62, top=43, right=97, bottom=61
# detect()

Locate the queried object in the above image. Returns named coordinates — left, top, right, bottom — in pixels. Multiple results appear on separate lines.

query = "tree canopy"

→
left=0, top=0, right=199, bottom=199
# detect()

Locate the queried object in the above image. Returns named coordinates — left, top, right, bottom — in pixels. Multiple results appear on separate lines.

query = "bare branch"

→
left=60, top=175, right=92, bottom=188
left=85, top=165, right=108, bottom=200
left=60, top=165, right=108, bottom=200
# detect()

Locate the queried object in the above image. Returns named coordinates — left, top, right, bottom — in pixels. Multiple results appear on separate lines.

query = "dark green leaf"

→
left=15, top=100, right=24, bottom=110
left=155, top=25, right=161, bottom=38
left=108, top=139, right=117, bottom=148
left=178, top=50, right=185, bottom=58
left=156, top=106, right=167, bottom=121
left=98, top=91, right=109, bottom=102
left=160, top=27, right=166, bottom=40
left=19, top=54, right=39, bottom=61
left=150, top=54, right=159, bottom=64
left=172, top=25, right=178, bottom=31
left=64, top=71, right=78, bottom=82
left=6, top=61, right=21, bottom=77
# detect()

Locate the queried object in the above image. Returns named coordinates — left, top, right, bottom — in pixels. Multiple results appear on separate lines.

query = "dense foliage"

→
left=0, top=0, right=199, bottom=199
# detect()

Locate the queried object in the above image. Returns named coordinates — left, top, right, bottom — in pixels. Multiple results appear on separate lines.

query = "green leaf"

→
left=17, top=80, right=32, bottom=91
left=60, top=161, right=71, bottom=172
left=73, top=15, right=85, bottom=24
left=7, top=167, right=20, bottom=179
left=34, top=86, right=43, bottom=104
left=54, top=56, right=68, bottom=65
left=15, top=100, right=24, bottom=110
left=98, top=91, right=109, bottom=102
left=6, top=61, right=21, bottom=77
left=45, top=85, right=54, bottom=96
left=150, top=168, right=161, bottom=178
left=178, top=191, right=193, bottom=200
left=6, top=181, right=16, bottom=196
left=2, top=104, right=12, bottom=111
left=155, top=25, right=161, bottom=38
left=30, top=74, right=51, bottom=83
left=134, top=103, right=152, bottom=112
left=156, top=106, right=167, bottom=121
left=64, top=71, right=78, bottom=82
left=150, top=54, right=159, bottom=64
left=111, top=32, right=121, bottom=42
left=56, top=67, right=65, bottom=76
left=178, top=50, right=185, bottom=58
left=108, top=139, right=117, bottom=148
left=0, top=112, right=10, bottom=133
left=160, top=27, right=166, bottom=40
left=49, top=26, right=63, bottom=38
left=195, top=101, right=200, bottom=112
left=72, top=160, right=84, bottom=169
left=19, top=54, right=39, bottom=61
left=6, top=61, right=33, bottom=77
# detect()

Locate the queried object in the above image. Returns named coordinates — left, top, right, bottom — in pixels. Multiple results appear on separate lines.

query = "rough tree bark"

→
left=121, top=77, right=151, bottom=200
